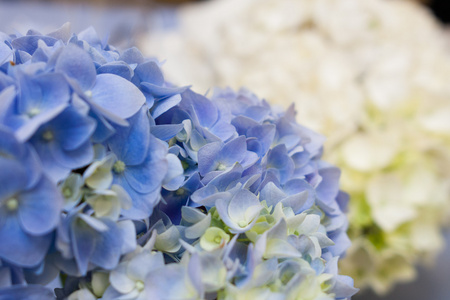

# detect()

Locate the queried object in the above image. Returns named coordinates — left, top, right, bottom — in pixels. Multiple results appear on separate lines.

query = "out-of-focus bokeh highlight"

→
left=1, top=0, right=450, bottom=299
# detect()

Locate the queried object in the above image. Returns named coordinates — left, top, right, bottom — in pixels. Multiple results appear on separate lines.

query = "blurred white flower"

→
left=140, top=0, right=450, bottom=293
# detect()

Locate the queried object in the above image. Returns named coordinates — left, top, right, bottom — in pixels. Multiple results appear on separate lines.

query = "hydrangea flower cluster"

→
left=0, top=24, right=356, bottom=299
left=140, top=0, right=450, bottom=294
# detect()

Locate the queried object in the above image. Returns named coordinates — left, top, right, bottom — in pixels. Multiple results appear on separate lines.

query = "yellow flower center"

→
left=113, top=160, right=126, bottom=174
left=238, top=220, right=247, bottom=228
left=63, top=188, right=72, bottom=198
left=6, top=198, right=18, bottom=211
left=216, top=163, right=227, bottom=171
left=42, top=130, right=54, bottom=141
left=27, top=108, right=41, bottom=118
left=135, top=280, right=145, bottom=292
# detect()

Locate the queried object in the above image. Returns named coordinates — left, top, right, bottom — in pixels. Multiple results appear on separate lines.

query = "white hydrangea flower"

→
left=140, top=0, right=450, bottom=293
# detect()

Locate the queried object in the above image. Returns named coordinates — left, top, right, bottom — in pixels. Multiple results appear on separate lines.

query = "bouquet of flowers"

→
left=0, top=24, right=356, bottom=299
left=140, top=0, right=450, bottom=293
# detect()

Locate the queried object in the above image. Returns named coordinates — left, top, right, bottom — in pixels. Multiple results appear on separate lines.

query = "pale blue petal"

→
left=97, top=61, right=133, bottom=81
left=55, top=43, right=96, bottom=91
left=91, top=74, right=145, bottom=120
left=108, top=107, right=150, bottom=166
left=71, top=219, right=96, bottom=275
left=197, top=141, right=222, bottom=176
left=90, top=219, right=123, bottom=270
left=0, top=214, right=52, bottom=267
left=0, top=285, right=54, bottom=300
left=150, top=123, right=184, bottom=141
left=11, top=36, right=58, bottom=55
left=134, top=61, right=164, bottom=86
left=124, top=136, right=167, bottom=194
left=18, top=176, right=62, bottom=235
left=52, top=106, right=96, bottom=151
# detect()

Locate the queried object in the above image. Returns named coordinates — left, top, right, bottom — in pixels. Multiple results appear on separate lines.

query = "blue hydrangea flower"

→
left=0, top=23, right=357, bottom=300
left=29, top=105, right=96, bottom=182
left=107, top=107, right=168, bottom=220
left=0, top=128, right=62, bottom=267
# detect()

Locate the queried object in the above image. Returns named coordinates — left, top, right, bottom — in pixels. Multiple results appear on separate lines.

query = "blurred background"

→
left=1, top=0, right=450, bottom=47
left=1, top=0, right=449, bottom=299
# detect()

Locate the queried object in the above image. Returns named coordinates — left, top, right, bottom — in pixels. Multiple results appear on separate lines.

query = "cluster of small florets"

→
left=142, top=0, right=450, bottom=293
left=0, top=24, right=356, bottom=299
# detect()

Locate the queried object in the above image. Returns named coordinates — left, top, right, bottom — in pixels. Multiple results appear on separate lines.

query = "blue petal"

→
left=161, top=173, right=201, bottom=224
left=0, top=285, right=54, bottom=300
left=17, top=73, right=70, bottom=115
left=77, top=27, right=102, bottom=48
left=227, top=189, right=260, bottom=223
left=119, top=47, right=145, bottom=64
left=140, top=82, right=188, bottom=99
left=203, top=163, right=243, bottom=192
left=246, top=124, right=275, bottom=156
left=89, top=219, right=123, bottom=270
left=231, top=116, right=259, bottom=136
left=151, top=123, right=184, bottom=141
left=30, top=139, right=71, bottom=183
left=316, top=166, right=341, bottom=210
left=243, top=105, right=270, bottom=122
left=97, top=61, right=133, bottom=81
left=55, top=44, right=96, bottom=92
left=283, top=179, right=315, bottom=212
left=327, top=230, right=351, bottom=257
left=124, top=136, right=168, bottom=194
left=259, top=181, right=286, bottom=208
left=151, top=94, right=182, bottom=119
left=0, top=159, right=27, bottom=200
left=119, top=181, right=161, bottom=220
left=18, top=176, right=62, bottom=236
left=47, top=22, right=72, bottom=43
left=218, top=136, right=247, bottom=166
left=0, top=214, right=52, bottom=267
left=0, top=42, right=12, bottom=66
left=134, top=61, right=164, bottom=86
left=181, top=90, right=218, bottom=129
left=15, top=102, right=67, bottom=142
left=108, top=107, right=150, bottom=166
left=89, top=110, right=115, bottom=143
left=209, top=120, right=237, bottom=142
left=0, top=126, right=25, bottom=161
left=197, top=141, right=222, bottom=176
left=0, top=87, right=16, bottom=125
left=52, top=106, right=96, bottom=151
left=90, top=73, right=145, bottom=120
left=11, top=36, right=58, bottom=55
left=336, top=190, right=350, bottom=212
left=50, top=139, right=94, bottom=170
left=71, top=217, right=96, bottom=275
left=333, top=275, right=359, bottom=298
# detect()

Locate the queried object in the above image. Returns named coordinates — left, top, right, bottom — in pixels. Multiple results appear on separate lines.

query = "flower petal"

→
left=91, top=74, right=145, bottom=120
left=18, top=176, right=62, bottom=236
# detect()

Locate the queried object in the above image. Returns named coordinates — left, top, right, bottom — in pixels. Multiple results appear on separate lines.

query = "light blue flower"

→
left=0, top=71, right=71, bottom=142
left=215, top=188, right=262, bottom=234
left=103, top=242, right=165, bottom=300
left=145, top=253, right=204, bottom=300
left=28, top=105, right=96, bottom=182
left=0, top=128, right=62, bottom=267
left=55, top=210, right=136, bottom=276
left=107, top=107, right=168, bottom=220
left=54, top=43, right=145, bottom=128
left=198, top=135, right=259, bottom=179
left=0, top=24, right=357, bottom=299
